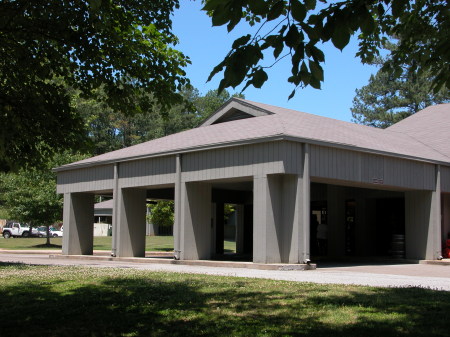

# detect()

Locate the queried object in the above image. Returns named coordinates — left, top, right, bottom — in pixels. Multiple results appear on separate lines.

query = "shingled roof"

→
left=387, top=103, right=450, bottom=158
left=55, top=98, right=450, bottom=171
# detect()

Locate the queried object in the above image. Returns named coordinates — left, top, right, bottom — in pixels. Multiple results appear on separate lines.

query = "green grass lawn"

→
left=0, top=263, right=449, bottom=337
left=0, top=236, right=236, bottom=252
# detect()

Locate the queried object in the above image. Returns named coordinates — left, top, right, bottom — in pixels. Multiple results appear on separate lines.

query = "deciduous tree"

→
left=203, top=0, right=449, bottom=98
left=0, top=152, right=86, bottom=244
left=0, top=0, right=189, bottom=171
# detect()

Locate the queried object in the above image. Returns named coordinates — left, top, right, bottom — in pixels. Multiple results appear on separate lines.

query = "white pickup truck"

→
left=2, top=223, right=38, bottom=238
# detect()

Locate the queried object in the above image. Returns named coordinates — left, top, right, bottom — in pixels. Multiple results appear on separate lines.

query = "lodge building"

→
left=55, top=98, right=450, bottom=263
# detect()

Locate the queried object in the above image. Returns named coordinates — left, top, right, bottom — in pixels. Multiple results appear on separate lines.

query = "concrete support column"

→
left=253, top=174, right=282, bottom=263
left=405, top=165, right=442, bottom=260
left=253, top=173, right=310, bottom=264
left=116, top=188, right=147, bottom=257
left=210, top=203, right=217, bottom=256
left=174, top=154, right=182, bottom=259
left=62, top=193, right=94, bottom=255
left=180, top=182, right=212, bottom=260
left=111, top=163, right=119, bottom=257
left=297, top=143, right=310, bottom=263
left=253, top=144, right=310, bottom=264
left=235, top=205, right=245, bottom=254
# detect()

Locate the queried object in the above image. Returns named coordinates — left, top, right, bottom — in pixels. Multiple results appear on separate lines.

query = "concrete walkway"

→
left=1, top=250, right=449, bottom=291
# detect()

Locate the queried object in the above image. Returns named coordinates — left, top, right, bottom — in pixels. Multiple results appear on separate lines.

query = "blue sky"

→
left=172, top=1, right=379, bottom=122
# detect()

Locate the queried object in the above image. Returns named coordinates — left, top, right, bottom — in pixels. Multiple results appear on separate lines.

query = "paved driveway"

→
left=0, top=251, right=449, bottom=291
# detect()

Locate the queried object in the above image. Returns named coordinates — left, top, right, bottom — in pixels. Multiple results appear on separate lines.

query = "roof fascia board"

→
left=54, top=134, right=450, bottom=173
left=199, top=98, right=273, bottom=127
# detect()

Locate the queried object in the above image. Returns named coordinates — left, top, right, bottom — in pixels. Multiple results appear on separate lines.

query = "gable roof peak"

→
left=199, top=97, right=274, bottom=127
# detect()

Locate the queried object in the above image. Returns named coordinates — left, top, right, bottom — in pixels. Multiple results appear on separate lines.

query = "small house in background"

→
left=94, top=199, right=173, bottom=236
left=94, top=199, right=112, bottom=236
left=55, top=98, right=450, bottom=263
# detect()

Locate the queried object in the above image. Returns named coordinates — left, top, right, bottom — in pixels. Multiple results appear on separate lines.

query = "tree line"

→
left=0, top=86, right=242, bottom=237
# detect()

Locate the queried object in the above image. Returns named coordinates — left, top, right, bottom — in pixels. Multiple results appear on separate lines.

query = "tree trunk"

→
left=46, top=225, right=51, bottom=245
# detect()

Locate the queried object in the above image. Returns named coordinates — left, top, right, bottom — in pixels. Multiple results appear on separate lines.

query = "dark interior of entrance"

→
left=310, top=183, right=406, bottom=260
left=212, top=187, right=253, bottom=261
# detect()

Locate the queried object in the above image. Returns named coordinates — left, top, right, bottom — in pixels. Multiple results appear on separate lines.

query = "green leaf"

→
left=248, top=0, right=269, bottom=15
left=288, top=75, right=300, bottom=85
left=305, top=0, right=317, bottom=10
left=392, top=0, right=408, bottom=17
left=291, top=0, right=306, bottom=22
left=267, top=1, right=285, bottom=21
left=309, top=76, right=321, bottom=89
left=261, top=35, right=278, bottom=49
left=291, top=42, right=304, bottom=74
left=309, top=45, right=325, bottom=62
left=212, top=7, right=231, bottom=26
left=273, top=37, right=284, bottom=58
left=309, top=60, right=324, bottom=82
left=288, top=89, right=296, bottom=100
left=322, top=19, right=334, bottom=42
left=252, top=69, right=268, bottom=88
left=89, top=0, right=102, bottom=11
left=284, top=24, right=302, bottom=48
left=202, top=0, right=229, bottom=12
left=208, top=61, right=225, bottom=82
left=232, top=35, right=251, bottom=49
left=360, top=11, right=376, bottom=35
left=331, top=21, right=350, bottom=50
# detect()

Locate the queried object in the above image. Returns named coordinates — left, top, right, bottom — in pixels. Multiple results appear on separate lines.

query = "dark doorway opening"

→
left=311, top=201, right=328, bottom=257
left=375, top=198, right=405, bottom=257
left=212, top=187, right=253, bottom=261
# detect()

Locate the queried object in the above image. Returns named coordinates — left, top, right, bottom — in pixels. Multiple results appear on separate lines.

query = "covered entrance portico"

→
left=57, top=99, right=449, bottom=264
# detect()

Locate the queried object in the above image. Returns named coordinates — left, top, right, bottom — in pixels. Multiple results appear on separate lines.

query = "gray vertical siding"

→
left=310, top=145, right=361, bottom=182
left=57, top=165, right=114, bottom=193
left=442, top=166, right=450, bottom=192
left=383, top=157, right=435, bottom=190
left=310, top=145, right=437, bottom=190
left=118, top=156, right=176, bottom=188
left=57, top=142, right=446, bottom=193
left=182, top=141, right=303, bottom=182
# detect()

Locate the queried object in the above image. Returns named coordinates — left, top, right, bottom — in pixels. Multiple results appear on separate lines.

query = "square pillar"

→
left=290, top=172, right=310, bottom=264
left=180, top=182, right=212, bottom=260
left=235, top=205, right=245, bottom=254
left=210, top=203, right=217, bottom=256
left=253, top=174, right=281, bottom=263
left=62, top=193, right=94, bottom=255
left=173, top=154, right=182, bottom=259
left=253, top=143, right=310, bottom=264
left=253, top=173, right=310, bottom=264
left=116, top=188, right=146, bottom=257
left=405, top=166, right=442, bottom=260
left=405, top=190, right=441, bottom=259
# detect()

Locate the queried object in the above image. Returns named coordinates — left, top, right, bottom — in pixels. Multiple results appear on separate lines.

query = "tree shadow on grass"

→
left=0, top=263, right=449, bottom=337
left=151, top=247, right=174, bottom=252
left=33, top=243, right=62, bottom=249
